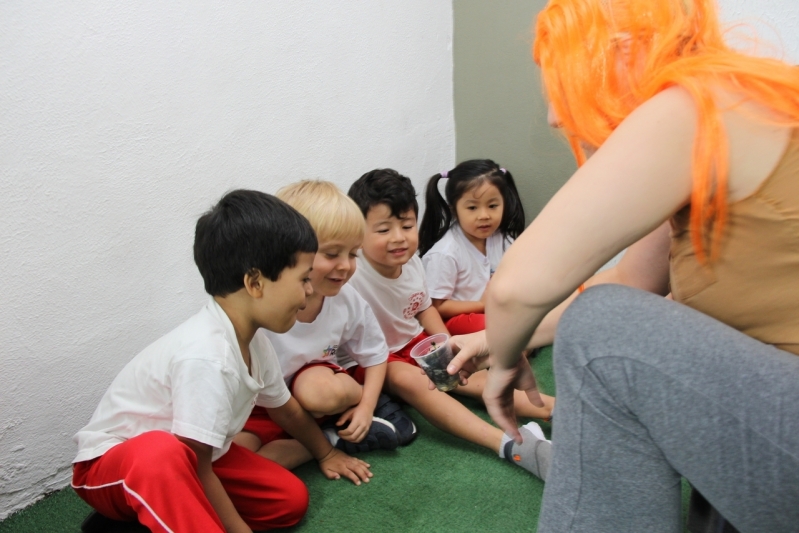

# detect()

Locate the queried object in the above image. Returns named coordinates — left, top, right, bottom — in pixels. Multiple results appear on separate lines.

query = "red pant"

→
left=445, top=313, right=485, bottom=335
left=72, top=431, right=308, bottom=532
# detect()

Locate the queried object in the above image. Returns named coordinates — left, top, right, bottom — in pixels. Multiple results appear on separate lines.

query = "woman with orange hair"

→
left=448, top=0, right=799, bottom=530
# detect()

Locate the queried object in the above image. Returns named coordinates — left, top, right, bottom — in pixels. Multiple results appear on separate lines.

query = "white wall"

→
left=0, top=1, right=454, bottom=517
left=719, top=0, right=799, bottom=63
left=1, top=0, right=796, bottom=520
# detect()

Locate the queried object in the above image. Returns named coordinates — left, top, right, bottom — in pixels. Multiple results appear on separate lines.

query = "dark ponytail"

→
left=497, top=168, right=525, bottom=241
left=418, top=173, right=452, bottom=257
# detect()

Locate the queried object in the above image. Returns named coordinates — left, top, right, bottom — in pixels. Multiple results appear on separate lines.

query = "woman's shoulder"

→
left=623, top=86, right=699, bottom=136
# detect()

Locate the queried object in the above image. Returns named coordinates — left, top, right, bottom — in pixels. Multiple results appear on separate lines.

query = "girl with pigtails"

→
left=419, top=159, right=525, bottom=336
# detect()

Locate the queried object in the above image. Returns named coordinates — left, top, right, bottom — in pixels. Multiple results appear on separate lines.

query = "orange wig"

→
left=533, top=0, right=799, bottom=262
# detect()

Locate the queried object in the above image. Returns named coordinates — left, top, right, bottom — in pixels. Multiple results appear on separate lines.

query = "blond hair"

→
left=276, top=180, right=365, bottom=243
left=534, top=0, right=799, bottom=262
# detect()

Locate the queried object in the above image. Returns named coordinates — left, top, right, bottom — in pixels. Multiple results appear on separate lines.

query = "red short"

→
left=72, top=431, right=307, bottom=532
left=241, top=362, right=366, bottom=443
left=241, top=406, right=293, bottom=443
left=387, top=331, right=429, bottom=366
left=445, top=312, right=485, bottom=335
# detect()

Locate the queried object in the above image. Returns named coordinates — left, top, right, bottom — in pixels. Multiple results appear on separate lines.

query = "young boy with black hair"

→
left=347, top=170, right=551, bottom=480
left=72, top=190, right=371, bottom=533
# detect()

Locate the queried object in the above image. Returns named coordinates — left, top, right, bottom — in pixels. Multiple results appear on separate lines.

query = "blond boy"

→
left=235, top=181, right=415, bottom=468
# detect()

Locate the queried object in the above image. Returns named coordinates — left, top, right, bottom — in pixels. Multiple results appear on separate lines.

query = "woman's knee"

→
left=559, top=285, right=664, bottom=343
left=554, top=285, right=662, bottom=375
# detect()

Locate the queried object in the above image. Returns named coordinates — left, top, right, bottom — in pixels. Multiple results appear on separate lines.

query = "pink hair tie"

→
left=441, top=171, right=448, bottom=179
left=500, top=167, right=507, bottom=174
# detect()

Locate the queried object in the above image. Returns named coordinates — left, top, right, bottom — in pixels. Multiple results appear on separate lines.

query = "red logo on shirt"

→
left=403, top=291, right=426, bottom=319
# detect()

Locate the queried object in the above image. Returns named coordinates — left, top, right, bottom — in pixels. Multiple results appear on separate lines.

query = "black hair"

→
left=347, top=168, right=419, bottom=219
left=194, top=189, right=318, bottom=296
left=418, top=159, right=525, bottom=257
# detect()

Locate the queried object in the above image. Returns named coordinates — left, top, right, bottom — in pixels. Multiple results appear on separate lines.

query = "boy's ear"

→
left=243, top=269, right=266, bottom=298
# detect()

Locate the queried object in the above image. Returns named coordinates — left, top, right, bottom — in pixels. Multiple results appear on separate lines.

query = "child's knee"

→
left=232, top=431, right=262, bottom=452
left=295, top=373, right=358, bottom=412
left=282, top=476, right=310, bottom=526
left=248, top=474, right=309, bottom=529
left=386, top=364, right=428, bottom=397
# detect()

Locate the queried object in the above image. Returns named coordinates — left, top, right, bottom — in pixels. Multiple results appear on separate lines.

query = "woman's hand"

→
left=421, top=331, right=492, bottom=390
left=484, top=356, right=543, bottom=442
left=448, top=331, right=491, bottom=378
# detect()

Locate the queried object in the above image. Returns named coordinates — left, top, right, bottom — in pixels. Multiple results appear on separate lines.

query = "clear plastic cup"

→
left=410, top=333, right=459, bottom=392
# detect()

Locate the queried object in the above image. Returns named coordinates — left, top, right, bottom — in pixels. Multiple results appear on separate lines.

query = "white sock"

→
left=323, top=428, right=339, bottom=446
left=522, top=421, right=550, bottom=443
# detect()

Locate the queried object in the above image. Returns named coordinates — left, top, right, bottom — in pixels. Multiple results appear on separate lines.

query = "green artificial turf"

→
left=0, top=347, right=691, bottom=532
left=0, top=488, right=93, bottom=533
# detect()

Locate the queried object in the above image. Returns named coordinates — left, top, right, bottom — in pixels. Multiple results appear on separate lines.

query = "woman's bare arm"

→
left=483, top=87, right=698, bottom=435
left=527, top=220, right=671, bottom=348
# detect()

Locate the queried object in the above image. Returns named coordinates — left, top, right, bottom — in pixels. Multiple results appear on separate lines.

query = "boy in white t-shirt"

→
left=236, top=181, right=415, bottom=467
left=347, top=169, right=551, bottom=480
left=72, top=190, right=371, bottom=533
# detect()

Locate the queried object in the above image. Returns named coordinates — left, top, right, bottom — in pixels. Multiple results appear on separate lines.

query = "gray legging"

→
left=537, top=285, right=799, bottom=533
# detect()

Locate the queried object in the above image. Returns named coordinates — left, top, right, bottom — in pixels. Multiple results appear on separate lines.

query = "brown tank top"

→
left=670, top=128, right=799, bottom=356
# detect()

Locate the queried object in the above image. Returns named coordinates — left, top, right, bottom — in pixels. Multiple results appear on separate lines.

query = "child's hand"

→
left=318, top=448, right=373, bottom=485
left=335, top=405, right=373, bottom=443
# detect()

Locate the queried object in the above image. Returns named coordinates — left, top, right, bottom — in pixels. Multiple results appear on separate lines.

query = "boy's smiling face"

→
left=361, top=203, right=418, bottom=279
left=257, top=252, right=315, bottom=333
left=310, top=236, right=362, bottom=297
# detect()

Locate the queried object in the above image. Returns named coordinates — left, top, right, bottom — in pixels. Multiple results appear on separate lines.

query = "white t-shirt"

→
left=73, top=298, right=291, bottom=463
left=265, top=284, right=388, bottom=384
left=348, top=253, right=432, bottom=352
left=423, top=225, right=513, bottom=301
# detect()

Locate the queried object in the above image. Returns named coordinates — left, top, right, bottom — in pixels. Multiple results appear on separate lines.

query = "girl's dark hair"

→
left=418, top=159, right=525, bottom=257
